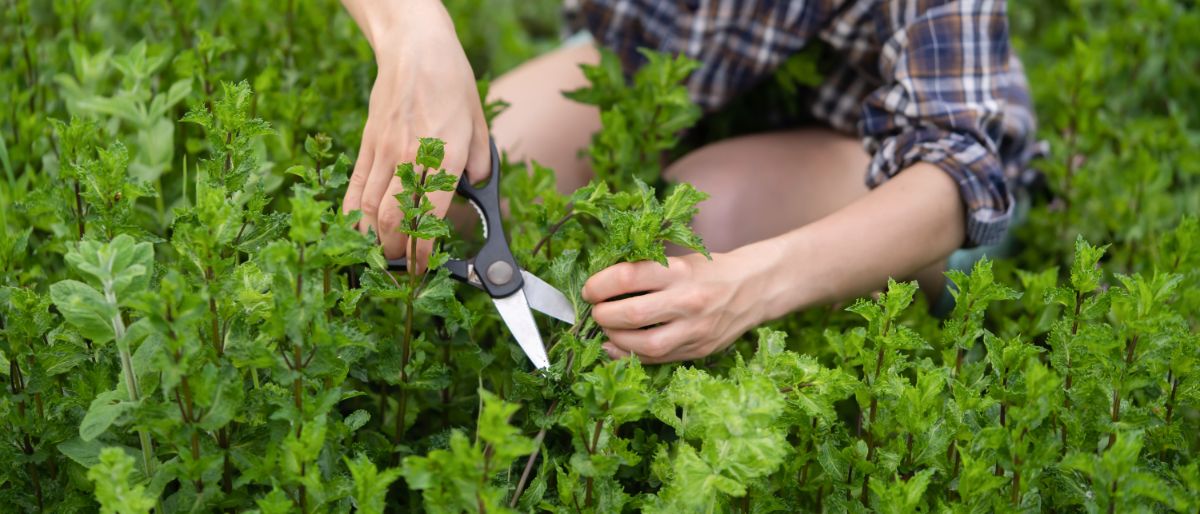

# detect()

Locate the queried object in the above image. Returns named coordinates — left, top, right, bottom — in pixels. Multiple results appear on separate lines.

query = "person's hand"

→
left=340, top=0, right=491, bottom=271
left=581, top=252, right=777, bottom=363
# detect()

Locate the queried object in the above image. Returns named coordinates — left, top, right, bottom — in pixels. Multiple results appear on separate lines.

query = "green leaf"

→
left=64, top=234, right=155, bottom=299
left=1069, top=236, right=1109, bottom=293
left=50, top=279, right=117, bottom=344
left=346, top=454, right=404, bottom=514
left=477, top=389, right=535, bottom=462
left=288, top=187, right=331, bottom=243
left=193, top=364, right=245, bottom=431
left=255, top=488, right=294, bottom=514
left=416, top=137, right=446, bottom=170
left=80, top=389, right=133, bottom=441
left=344, top=410, right=371, bottom=432
left=59, top=437, right=109, bottom=468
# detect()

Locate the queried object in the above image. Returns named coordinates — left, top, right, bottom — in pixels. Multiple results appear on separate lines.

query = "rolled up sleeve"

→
left=860, top=0, right=1016, bottom=247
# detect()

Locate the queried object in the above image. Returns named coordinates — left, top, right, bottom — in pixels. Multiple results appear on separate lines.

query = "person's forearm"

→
left=339, top=0, right=453, bottom=51
left=747, top=162, right=966, bottom=320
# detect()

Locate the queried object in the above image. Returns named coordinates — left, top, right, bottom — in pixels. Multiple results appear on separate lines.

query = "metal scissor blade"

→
left=492, top=291, right=550, bottom=370
left=520, top=271, right=576, bottom=324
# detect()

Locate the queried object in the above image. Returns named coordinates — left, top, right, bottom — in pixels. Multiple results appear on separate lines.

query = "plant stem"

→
left=111, top=304, right=157, bottom=486
left=155, top=176, right=166, bottom=230
left=292, top=340, right=307, bottom=511
left=218, top=429, right=233, bottom=494
left=1107, top=334, right=1138, bottom=451
left=1011, top=455, right=1021, bottom=505
left=440, top=322, right=452, bottom=429
left=903, top=433, right=914, bottom=478
left=860, top=396, right=878, bottom=506
left=206, top=266, right=222, bottom=356
left=11, top=358, right=44, bottom=512
left=1106, top=479, right=1117, bottom=514
left=395, top=298, right=413, bottom=444
left=1165, top=373, right=1179, bottom=426
left=996, top=373, right=1009, bottom=476
left=861, top=342, right=887, bottom=505
left=1060, top=290, right=1083, bottom=454
left=395, top=173, right=429, bottom=443
left=23, top=432, right=43, bottom=512
left=799, top=418, right=817, bottom=485
left=589, top=418, right=604, bottom=454
left=531, top=209, right=574, bottom=258
left=73, top=179, right=86, bottom=239
left=585, top=417, right=605, bottom=507
left=511, top=400, right=559, bottom=508
left=177, top=351, right=204, bottom=492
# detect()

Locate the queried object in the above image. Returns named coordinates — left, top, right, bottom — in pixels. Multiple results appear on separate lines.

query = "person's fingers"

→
left=343, top=130, right=376, bottom=219
left=582, top=260, right=677, bottom=303
left=591, top=291, right=678, bottom=330
left=603, top=322, right=695, bottom=364
left=377, top=177, right=409, bottom=259
left=433, top=134, right=469, bottom=219
left=377, top=131, right=468, bottom=268
left=363, top=142, right=412, bottom=236
left=406, top=188, right=454, bottom=274
left=392, top=133, right=464, bottom=272
left=602, top=342, right=631, bottom=360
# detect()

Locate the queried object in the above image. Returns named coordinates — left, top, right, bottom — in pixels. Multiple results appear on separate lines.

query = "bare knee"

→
left=488, top=43, right=601, bottom=194
left=663, top=129, right=871, bottom=253
left=663, top=155, right=746, bottom=254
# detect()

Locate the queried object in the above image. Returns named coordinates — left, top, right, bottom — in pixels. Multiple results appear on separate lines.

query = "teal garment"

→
left=930, top=189, right=1031, bottom=317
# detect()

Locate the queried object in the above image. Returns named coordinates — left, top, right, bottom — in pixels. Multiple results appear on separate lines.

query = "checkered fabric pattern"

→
left=574, top=0, right=1039, bottom=247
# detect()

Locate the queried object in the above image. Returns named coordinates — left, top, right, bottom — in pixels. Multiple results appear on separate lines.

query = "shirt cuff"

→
left=865, top=127, right=1014, bottom=248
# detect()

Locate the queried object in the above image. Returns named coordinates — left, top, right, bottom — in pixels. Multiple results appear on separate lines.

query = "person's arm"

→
left=584, top=0, right=1018, bottom=362
left=339, top=0, right=492, bottom=270
left=582, top=163, right=962, bottom=363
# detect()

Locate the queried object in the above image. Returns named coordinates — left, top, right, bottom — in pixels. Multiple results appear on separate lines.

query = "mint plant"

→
left=2, top=0, right=1200, bottom=512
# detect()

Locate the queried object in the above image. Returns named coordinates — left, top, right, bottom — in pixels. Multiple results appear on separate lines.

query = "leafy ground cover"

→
left=2, top=0, right=1199, bottom=512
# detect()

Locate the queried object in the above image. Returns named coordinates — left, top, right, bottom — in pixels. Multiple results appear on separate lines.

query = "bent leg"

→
left=445, top=42, right=601, bottom=231
left=488, top=42, right=601, bottom=193
left=665, top=128, right=872, bottom=253
left=665, top=128, right=947, bottom=297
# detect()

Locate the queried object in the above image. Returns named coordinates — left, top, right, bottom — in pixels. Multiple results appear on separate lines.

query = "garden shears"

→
left=385, top=140, right=575, bottom=370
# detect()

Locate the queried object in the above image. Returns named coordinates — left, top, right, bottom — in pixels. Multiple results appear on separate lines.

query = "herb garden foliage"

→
left=1, top=2, right=1198, bottom=514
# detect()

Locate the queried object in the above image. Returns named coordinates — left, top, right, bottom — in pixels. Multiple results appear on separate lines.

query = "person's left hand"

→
left=581, top=252, right=772, bottom=363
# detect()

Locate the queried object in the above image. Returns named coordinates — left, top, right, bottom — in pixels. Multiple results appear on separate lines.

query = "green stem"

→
left=11, top=357, right=44, bottom=512
left=394, top=181, right=428, bottom=443
left=155, top=175, right=166, bottom=230
left=107, top=286, right=156, bottom=487
left=1060, top=290, right=1083, bottom=454
left=510, top=400, right=559, bottom=508
left=1165, top=372, right=1179, bottom=426
left=585, top=417, right=604, bottom=507
left=73, top=179, right=86, bottom=239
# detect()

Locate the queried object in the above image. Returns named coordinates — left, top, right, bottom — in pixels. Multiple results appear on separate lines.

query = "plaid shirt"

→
left=575, top=0, right=1039, bottom=247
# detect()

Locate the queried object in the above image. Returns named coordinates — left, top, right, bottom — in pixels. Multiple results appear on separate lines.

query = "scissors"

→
left=385, top=139, right=575, bottom=370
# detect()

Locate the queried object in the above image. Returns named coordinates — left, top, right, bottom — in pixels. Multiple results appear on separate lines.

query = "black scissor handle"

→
left=386, top=138, right=524, bottom=298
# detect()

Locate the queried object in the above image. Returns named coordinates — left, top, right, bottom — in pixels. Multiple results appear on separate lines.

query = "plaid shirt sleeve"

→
left=857, top=0, right=1017, bottom=247
left=573, top=0, right=1034, bottom=248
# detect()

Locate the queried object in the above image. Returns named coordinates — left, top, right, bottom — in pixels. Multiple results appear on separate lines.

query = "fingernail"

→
left=601, top=343, right=617, bottom=359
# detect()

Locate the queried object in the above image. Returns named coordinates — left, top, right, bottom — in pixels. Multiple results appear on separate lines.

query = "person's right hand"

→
left=340, top=0, right=492, bottom=271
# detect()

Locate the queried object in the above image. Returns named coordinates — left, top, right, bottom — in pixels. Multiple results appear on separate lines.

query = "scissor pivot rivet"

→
left=487, top=261, right=514, bottom=285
